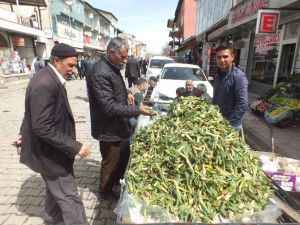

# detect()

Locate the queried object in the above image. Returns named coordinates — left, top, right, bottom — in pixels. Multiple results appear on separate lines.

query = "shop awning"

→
left=175, top=35, right=196, bottom=52
left=0, top=0, right=46, bottom=7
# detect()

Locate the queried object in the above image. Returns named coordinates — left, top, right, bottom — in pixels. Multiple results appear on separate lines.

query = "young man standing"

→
left=212, top=44, right=248, bottom=129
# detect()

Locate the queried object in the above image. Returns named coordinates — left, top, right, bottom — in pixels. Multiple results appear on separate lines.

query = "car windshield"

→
left=149, top=59, right=173, bottom=69
left=161, top=67, right=207, bottom=81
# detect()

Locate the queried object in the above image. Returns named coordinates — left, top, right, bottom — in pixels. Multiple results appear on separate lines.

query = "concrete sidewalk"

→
left=243, top=93, right=300, bottom=160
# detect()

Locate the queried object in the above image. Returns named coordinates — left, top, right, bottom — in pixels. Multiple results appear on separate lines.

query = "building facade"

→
left=0, top=0, right=48, bottom=75
left=171, top=0, right=300, bottom=96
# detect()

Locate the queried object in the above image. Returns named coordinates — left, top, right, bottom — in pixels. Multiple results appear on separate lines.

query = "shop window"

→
left=0, top=34, right=8, bottom=48
left=251, top=47, right=279, bottom=85
left=284, top=21, right=300, bottom=40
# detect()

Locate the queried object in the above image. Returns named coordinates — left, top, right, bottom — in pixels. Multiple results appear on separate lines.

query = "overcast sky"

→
left=86, top=0, right=178, bottom=54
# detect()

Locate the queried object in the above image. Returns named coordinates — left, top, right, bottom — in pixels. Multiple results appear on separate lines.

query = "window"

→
left=161, top=67, right=207, bottom=81
left=149, top=60, right=173, bottom=69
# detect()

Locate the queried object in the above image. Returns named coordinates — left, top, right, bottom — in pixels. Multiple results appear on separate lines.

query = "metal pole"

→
left=16, top=0, right=20, bottom=23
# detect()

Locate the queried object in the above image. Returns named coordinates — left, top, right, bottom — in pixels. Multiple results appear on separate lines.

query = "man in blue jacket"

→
left=212, top=44, right=248, bottom=129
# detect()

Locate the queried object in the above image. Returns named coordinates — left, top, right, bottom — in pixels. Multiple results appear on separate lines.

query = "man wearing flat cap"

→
left=12, top=43, right=90, bottom=225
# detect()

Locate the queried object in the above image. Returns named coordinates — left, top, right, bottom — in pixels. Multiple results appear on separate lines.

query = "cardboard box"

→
left=266, top=172, right=297, bottom=192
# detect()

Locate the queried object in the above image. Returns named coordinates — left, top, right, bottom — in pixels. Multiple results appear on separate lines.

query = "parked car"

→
left=151, top=63, right=213, bottom=109
left=145, top=56, right=174, bottom=79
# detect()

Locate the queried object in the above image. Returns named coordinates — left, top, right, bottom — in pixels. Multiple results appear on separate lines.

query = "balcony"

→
left=0, top=7, right=44, bottom=36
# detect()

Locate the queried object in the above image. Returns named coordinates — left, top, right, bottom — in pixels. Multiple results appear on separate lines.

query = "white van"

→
left=145, top=56, right=174, bottom=79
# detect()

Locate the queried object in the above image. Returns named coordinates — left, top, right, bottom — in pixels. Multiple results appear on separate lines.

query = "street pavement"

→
left=0, top=78, right=299, bottom=225
left=0, top=79, right=117, bottom=225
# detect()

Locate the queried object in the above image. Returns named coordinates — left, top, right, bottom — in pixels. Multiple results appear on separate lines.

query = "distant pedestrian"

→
left=125, top=54, right=141, bottom=87
left=212, top=43, right=248, bottom=129
left=141, top=58, right=147, bottom=75
left=34, top=56, right=44, bottom=75
left=128, top=78, right=148, bottom=143
left=86, top=37, right=154, bottom=200
left=12, top=43, right=91, bottom=225
left=144, top=76, right=158, bottom=102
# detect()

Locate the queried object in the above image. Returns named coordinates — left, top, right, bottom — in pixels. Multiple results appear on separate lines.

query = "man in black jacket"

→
left=12, top=43, right=90, bottom=225
left=87, top=37, right=153, bottom=199
left=125, top=54, right=141, bottom=87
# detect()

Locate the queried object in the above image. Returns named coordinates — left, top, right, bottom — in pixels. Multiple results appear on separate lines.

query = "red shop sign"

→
left=256, top=10, right=280, bottom=34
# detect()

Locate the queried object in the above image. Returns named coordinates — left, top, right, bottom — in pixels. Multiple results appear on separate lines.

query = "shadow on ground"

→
left=16, top=157, right=118, bottom=224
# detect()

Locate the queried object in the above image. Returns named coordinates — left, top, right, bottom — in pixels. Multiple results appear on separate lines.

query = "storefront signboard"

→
left=57, top=22, right=83, bottom=43
left=229, top=0, right=299, bottom=30
left=253, top=31, right=280, bottom=53
left=229, top=0, right=269, bottom=29
left=256, top=9, right=280, bottom=34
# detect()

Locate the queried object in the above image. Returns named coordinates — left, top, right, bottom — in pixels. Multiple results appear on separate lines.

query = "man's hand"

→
left=77, top=143, right=91, bottom=158
left=140, top=105, right=156, bottom=116
left=12, top=134, right=22, bottom=148
left=128, top=93, right=135, bottom=105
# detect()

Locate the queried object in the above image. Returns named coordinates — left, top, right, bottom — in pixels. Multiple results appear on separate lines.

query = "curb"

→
left=243, top=123, right=273, bottom=152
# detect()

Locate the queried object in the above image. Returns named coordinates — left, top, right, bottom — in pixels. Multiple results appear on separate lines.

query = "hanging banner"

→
left=256, top=9, right=280, bottom=34
left=253, top=31, right=280, bottom=53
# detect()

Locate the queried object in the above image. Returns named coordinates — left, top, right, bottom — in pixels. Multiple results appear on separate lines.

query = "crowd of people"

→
left=11, top=38, right=248, bottom=225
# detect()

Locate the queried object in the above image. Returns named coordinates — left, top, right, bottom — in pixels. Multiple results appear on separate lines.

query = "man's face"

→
left=149, top=79, right=157, bottom=88
left=140, top=82, right=148, bottom=93
left=54, top=56, right=78, bottom=79
left=108, top=45, right=128, bottom=69
left=185, top=81, right=193, bottom=91
left=216, top=49, right=234, bottom=71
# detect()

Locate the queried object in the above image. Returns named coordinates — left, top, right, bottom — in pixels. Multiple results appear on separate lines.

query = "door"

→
left=278, top=43, right=296, bottom=82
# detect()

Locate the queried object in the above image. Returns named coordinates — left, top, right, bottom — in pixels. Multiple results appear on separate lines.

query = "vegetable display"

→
left=127, top=97, right=273, bottom=223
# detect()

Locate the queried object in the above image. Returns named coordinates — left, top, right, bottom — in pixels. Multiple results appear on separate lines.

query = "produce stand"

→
left=116, top=97, right=300, bottom=225
left=250, top=73, right=300, bottom=128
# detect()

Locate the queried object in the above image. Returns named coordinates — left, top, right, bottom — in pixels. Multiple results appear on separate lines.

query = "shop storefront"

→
left=0, top=31, right=37, bottom=75
left=227, top=0, right=300, bottom=94
left=83, top=32, right=105, bottom=58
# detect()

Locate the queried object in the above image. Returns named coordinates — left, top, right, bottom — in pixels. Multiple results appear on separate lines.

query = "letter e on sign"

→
left=256, top=10, right=280, bottom=35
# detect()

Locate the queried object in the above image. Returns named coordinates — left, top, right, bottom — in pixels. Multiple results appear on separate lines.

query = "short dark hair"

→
left=149, top=76, right=158, bottom=82
left=176, top=87, right=187, bottom=97
left=137, top=78, right=147, bottom=86
left=216, top=43, right=233, bottom=54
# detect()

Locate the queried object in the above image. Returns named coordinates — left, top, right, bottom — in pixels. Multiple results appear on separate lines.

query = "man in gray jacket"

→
left=212, top=44, right=248, bottom=129
left=87, top=37, right=154, bottom=200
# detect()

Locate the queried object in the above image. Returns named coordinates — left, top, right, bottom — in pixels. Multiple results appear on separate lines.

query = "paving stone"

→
left=22, top=196, right=44, bottom=206
left=0, top=204, right=11, bottom=214
left=2, top=214, right=28, bottom=225
left=4, top=204, right=27, bottom=215
left=0, top=214, right=10, bottom=224
left=23, top=205, right=44, bottom=217
left=22, top=216, right=44, bottom=225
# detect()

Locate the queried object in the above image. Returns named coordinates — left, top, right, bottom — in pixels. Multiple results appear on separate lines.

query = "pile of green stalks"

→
left=127, top=96, right=273, bottom=223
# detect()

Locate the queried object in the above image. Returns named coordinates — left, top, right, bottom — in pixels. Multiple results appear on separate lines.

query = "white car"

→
left=151, top=63, right=213, bottom=109
left=145, top=56, right=174, bottom=79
